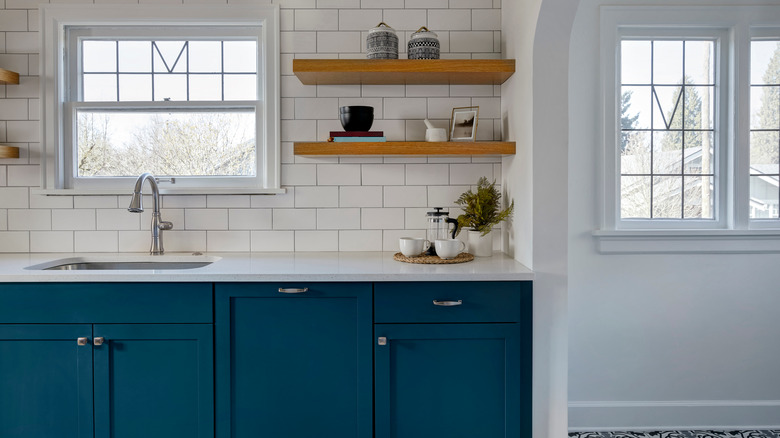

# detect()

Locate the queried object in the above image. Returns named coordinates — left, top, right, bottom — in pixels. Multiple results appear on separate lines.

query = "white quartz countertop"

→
left=0, top=252, right=534, bottom=283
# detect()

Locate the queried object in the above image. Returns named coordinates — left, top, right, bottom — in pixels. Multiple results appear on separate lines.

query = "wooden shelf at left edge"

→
left=0, top=68, right=20, bottom=85
left=294, top=141, right=516, bottom=156
left=0, top=145, right=20, bottom=159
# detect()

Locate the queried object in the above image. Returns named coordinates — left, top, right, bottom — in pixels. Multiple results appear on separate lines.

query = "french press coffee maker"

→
left=426, top=207, right=459, bottom=255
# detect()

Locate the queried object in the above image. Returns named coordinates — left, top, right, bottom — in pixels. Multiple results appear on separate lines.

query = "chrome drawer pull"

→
left=278, top=287, right=309, bottom=294
left=433, top=300, right=463, bottom=307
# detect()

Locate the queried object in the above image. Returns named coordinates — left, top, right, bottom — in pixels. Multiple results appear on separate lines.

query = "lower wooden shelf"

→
left=294, top=141, right=515, bottom=156
left=0, top=145, right=20, bottom=159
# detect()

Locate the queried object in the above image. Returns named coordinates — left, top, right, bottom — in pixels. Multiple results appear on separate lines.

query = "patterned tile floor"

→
left=569, top=431, right=780, bottom=438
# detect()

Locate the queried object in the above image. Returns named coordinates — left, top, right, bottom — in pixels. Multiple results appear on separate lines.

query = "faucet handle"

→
left=158, top=221, right=173, bottom=231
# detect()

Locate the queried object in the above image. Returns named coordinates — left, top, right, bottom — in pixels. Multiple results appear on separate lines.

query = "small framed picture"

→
left=449, top=106, right=479, bottom=142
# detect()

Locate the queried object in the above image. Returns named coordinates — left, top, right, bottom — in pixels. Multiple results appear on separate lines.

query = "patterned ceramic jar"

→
left=408, top=26, right=440, bottom=60
left=366, top=22, right=398, bottom=59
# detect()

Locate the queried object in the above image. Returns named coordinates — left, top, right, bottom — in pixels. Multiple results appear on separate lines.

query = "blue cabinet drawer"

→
left=0, top=283, right=212, bottom=323
left=374, top=281, right=530, bottom=323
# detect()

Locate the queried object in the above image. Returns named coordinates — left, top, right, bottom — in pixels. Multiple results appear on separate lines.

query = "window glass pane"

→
left=76, top=110, right=256, bottom=177
left=118, top=74, right=152, bottom=101
left=652, top=131, right=682, bottom=175
left=223, top=41, right=257, bottom=73
left=153, top=41, right=188, bottom=73
left=653, top=41, right=684, bottom=85
left=751, top=86, right=780, bottom=130
left=621, top=176, right=651, bottom=218
left=189, top=41, right=222, bottom=73
left=83, top=41, right=116, bottom=73
left=684, top=86, right=713, bottom=130
left=751, top=41, right=780, bottom=85
left=153, top=74, right=188, bottom=101
left=750, top=131, right=779, bottom=174
left=652, top=176, right=682, bottom=218
left=684, top=41, right=714, bottom=85
left=189, top=75, right=222, bottom=101
left=684, top=131, right=714, bottom=175
left=750, top=40, right=780, bottom=220
left=118, top=41, right=151, bottom=72
left=750, top=175, right=779, bottom=219
left=684, top=176, right=714, bottom=219
left=621, top=131, right=651, bottom=175
left=224, top=74, right=258, bottom=101
left=83, top=74, right=117, bottom=102
left=652, top=85, right=683, bottom=130
left=620, top=86, right=651, bottom=129
left=621, top=40, right=651, bottom=84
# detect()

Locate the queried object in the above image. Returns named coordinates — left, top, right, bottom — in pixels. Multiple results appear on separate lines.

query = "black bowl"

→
left=339, top=106, right=374, bottom=132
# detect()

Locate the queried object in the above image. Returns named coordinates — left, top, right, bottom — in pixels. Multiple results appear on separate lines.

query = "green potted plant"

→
left=454, top=177, right=514, bottom=257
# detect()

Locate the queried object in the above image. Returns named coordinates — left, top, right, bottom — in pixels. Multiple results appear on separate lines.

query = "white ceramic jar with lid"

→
left=366, top=22, right=398, bottom=59
left=407, top=26, right=440, bottom=59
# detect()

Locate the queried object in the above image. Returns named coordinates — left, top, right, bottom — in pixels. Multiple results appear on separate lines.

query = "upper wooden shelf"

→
left=0, top=145, right=20, bottom=159
left=0, top=68, right=20, bottom=85
left=293, top=59, right=515, bottom=85
left=294, top=141, right=515, bottom=156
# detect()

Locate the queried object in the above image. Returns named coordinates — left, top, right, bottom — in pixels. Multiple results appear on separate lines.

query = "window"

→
left=41, top=5, right=281, bottom=194
left=598, top=6, right=780, bottom=252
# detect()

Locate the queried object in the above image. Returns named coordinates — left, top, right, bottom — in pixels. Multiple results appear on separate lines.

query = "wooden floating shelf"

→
left=294, top=141, right=515, bottom=156
left=0, top=68, right=20, bottom=85
left=0, top=145, right=20, bottom=159
left=293, top=59, right=515, bottom=85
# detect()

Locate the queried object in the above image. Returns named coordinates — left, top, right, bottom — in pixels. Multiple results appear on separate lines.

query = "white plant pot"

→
left=467, top=230, right=493, bottom=257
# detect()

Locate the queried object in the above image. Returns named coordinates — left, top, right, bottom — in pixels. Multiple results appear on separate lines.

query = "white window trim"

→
left=596, top=5, right=780, bottom=253
left=39, top=4, right=283, bottom=196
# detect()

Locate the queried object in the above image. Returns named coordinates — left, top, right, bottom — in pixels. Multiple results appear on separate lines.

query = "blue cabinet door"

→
left=215, top=283, right=372, bottom=438
left=92, top=324, right=214, bottom=438
left=0, top=325, right=93, bottom=438
left=375, top=323, right=531, bottom=438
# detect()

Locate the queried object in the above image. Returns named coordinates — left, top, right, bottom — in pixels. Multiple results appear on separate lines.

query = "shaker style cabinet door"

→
left=92, top=324, right=214, bottom=438
left=215, top=283, right=372, bottom=438
left=374, top=323, right=531, bottom=438
left=0, top=325, right=94, bottom=438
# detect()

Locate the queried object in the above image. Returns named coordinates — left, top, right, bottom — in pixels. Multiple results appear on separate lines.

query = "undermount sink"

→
left=26, top=255, right=220, bottom=271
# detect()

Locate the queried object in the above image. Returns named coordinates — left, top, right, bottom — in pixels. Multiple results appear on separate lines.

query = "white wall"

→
left=569, top=0, right=780, bottom=430
left=0, top=0, right=505, bottom=253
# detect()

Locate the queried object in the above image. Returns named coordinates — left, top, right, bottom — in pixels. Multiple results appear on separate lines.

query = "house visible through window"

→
left=750, top=40, right=780, bottom=219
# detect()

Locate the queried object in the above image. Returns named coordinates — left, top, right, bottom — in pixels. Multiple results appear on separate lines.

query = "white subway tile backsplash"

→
left=339, top=229, right=382, bottom=251
left=362, top=164, right=405, bottom=186
left=361, top=84, right=405, bottom=97
left=73, top=195, right=117, bottom=209
left=449, top=31, right=493, bottom=53
left=405, top=84, right=450, bottom=97
left=75, top=231, right=118, bottom=252
left=295, top=186, right=339, bottom=208
left=0, top=99, right=29, bottom=120
left=281, top=8, right=294, bottom=29
left=0, top=187, right=29, bottom=209
left=295, top=9, right=339, bottom=31
left=450, top=84, right=494, bottom=97
left=316, top=119, right=343, bottom=141
left=282, top=164, right=317, bottom=186
left=428, top=9, right=470, bottom=30
left=6, top=32, right=38, bottom=53
left=404, top=207, right=430, bottom=229
left=295, top=230, right=338, bottom=251
left=251, top=192, right=295, bottom=208
left=450, top=163, right=494, bottom=185
left=405, top=120, right=427, bottom=141
left=370, top=119, right=406, bottom=141
left=317, top=164, right=361, bottom=185
left=281, top=119, right=317, bottom=141
left=294, top=97, right=338, bottom=119
left=282, top=75, right=317, bottom=98
left=163, top=231, right=208, bottom=252
left=338, top=9, right=382, bottom=31
left=30, top=231, right=74, bottom=253
left=277, top=0, right=317, bottom=8
left=449, top=0, right=492, bottom=7
left=317, top=0, right=360, bottom=7
left=340, top=185, right=382, bottom=207
left=206, top=195, right=251, bottom=208
left=384, top=97, right=427, bottom=120
left=361, top=207, right=404, bottom=229
left=0, top=167, right=6, bottom=186
left=472, top=8, right=500, bottom=31
left=8, top=209, right=50, bottom=230
left=382, top=9, right=426, bottom=31
left=317, top=207, right=360, bottom=229
left=472, top=97, right=501, bottom=119
left=251, top=230, right=295, bottom=251
left=406, top=164, right=449, bottom=185
left=0, top=231, right=30, bottom=252
left=316, top=84, right=361, bottom=97
left=6, top=76, right=39, bottom=99
left=427, top=97, right=471, bottom=119
left=317, top=32, right=361, bottom=53
left=29, top=193, right=73, bottom=209
left=118, top=231, right=151, bottom=253
left=361, top=0, right=403, bottom=8
left=428, top=185, right=468, bottom=207
left=281, top=31, right=317, bottom=53
left=0, top=10, right=28, bottom=31
left=52, top=209, right=96, bottom=231
left=273, top=208, right=317, bottom=229
left=229, top=209, right=273, bottom=230
left=97, top=209, right=140, bottom=230
left=6, top=120, right=39, bottom=142
left=7, top=164, right=39, bottom=186
left=207, top=231, right=251, bottom=252
left=164, top=195, right=207, bottom=209
left=405, top=0, right=446, bottom=7
left=0, top=54, right=29, bottom=76
left=185, top=209, right=229, bottom=230
left=383, top=186, right=427, bottom=207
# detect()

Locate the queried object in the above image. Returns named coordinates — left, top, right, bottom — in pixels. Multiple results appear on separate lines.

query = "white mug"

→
left=434, top=239, right=466, bottom=260
left=399, top=237, right=430, bottom=257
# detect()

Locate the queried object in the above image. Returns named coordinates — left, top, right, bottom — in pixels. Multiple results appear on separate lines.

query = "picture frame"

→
left=449, top=106, right=479, bottom=142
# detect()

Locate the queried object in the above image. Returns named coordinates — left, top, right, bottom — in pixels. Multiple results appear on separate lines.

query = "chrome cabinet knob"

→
left=93, top=337, right=105, bottom=346
left=377, top=337, right=387, bottom=346
left=77, top=337, right=88, bottom=346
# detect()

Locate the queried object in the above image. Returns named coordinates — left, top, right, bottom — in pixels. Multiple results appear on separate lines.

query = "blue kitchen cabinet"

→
left=0, top=283, right=214, bottom=438
left=374, top=282, right=532, bottom=438
left=215, top=283, right=372, bottom=438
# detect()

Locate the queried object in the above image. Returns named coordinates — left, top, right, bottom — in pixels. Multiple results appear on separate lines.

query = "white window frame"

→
left=39, top=4, right=282, bottom=195
left=596, top=5, right=780, bottom=253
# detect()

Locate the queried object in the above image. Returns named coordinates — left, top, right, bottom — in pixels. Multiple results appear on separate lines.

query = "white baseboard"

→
left=568, top=400, right=780, bottom=431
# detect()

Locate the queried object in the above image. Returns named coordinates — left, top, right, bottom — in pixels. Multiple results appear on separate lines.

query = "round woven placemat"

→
left=393, top=252, right=474, bottom=264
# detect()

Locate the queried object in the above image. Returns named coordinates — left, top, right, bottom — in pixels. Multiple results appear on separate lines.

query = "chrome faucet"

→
left=128, top=173, right=174, bottom=255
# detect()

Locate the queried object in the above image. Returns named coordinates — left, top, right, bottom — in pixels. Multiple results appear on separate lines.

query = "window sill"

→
left=593, top=229, right=780, bottom=254
left=32, top=188, right=287, bottom=196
